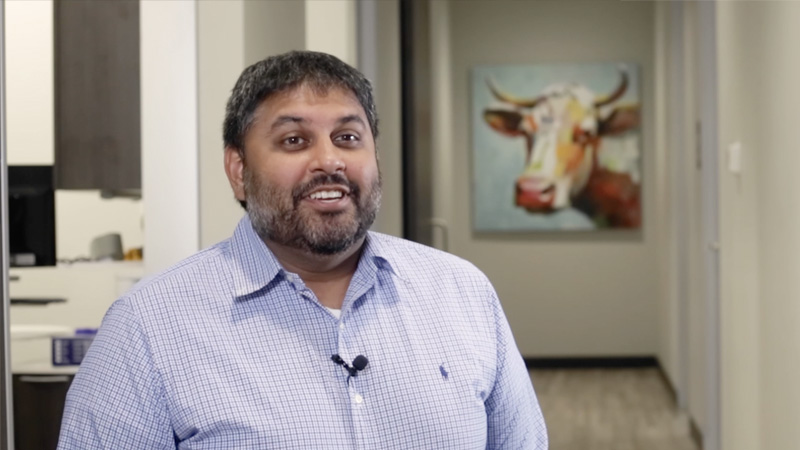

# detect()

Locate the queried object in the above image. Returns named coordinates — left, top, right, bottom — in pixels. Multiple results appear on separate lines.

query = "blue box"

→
left=52, top=329, right=97, bottom=366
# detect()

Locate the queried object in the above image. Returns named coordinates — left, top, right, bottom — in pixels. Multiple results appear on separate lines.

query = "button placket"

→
left=348, top=375, right=365, bottom=406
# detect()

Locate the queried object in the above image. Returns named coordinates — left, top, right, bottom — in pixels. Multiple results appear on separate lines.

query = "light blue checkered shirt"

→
left=58, top=216, right=548, bottom=449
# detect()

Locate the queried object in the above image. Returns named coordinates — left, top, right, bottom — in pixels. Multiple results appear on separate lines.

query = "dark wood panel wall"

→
left=54, top=0, right=140, bottom=190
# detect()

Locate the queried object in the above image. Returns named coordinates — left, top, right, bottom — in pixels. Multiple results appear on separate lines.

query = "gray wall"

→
left=718, top=3, right=800, bottom=449
left=244, top=0, right=305, bottom=66
left=441, top=1, right=659, bottom=356
left=369, top=0, right=403, bottom=238
left=198, top=0, right=246, bottom=249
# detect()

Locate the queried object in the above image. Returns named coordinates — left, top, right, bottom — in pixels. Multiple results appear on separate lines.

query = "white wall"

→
left=140, top=0, right=200, bottom=274
left=440, top=0, right=659, bottom=356
left=5, top=0, right=53, bottom=166
left=717, top=3, right=800, bottom=450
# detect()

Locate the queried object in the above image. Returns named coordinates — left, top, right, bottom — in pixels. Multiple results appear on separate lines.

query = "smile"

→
left=309, top=190, right=345, bottom=201
left=303, top=185, right=353, bottom=213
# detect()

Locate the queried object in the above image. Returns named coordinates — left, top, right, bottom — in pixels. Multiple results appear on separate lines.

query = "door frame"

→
left=0, top=0, right=18, bottom=445
left=698, top=2, right=721, bottom=449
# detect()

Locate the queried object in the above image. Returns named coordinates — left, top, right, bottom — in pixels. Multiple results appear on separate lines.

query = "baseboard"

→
left=524, top=356, right=659, bottom=369
left=655, top=363, right=678, bottom=406
left=690, top=416, right=703, bottom=449
left=653, top=363, right=702, bottom=449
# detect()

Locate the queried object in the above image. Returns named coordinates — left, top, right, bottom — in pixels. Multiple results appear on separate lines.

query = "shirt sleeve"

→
left=484, top=287, right=549, bottom=450
left=58, top=299, right=176, bottom=450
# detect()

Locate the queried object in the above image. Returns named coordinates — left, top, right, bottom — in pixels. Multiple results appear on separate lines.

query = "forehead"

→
left=254, top=84, right=366, bottom=123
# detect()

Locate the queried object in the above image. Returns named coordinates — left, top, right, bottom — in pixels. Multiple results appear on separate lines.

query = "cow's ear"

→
left=598, top=105, right=640, bottom=136
left=484, top=109, right=527, bottom=137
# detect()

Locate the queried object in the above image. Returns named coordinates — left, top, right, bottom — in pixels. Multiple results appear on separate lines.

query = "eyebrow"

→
left=269, top=114, right=367, bottom=132
left=270, top=115, right=305, bottom=131
left=337, top=115, right=366, bottom=128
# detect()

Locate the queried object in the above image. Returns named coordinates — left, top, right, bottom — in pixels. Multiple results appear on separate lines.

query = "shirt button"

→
left=354, top=394, right=364, bottom=404
left=339, top=322, right=345, bottom=330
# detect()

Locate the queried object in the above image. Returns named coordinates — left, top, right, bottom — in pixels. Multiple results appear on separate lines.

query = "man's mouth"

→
left=293, top=173, right=358, bottom=211
left=302, top=185, right=353, bottom=213
left=308, top=189, right=346, bottom=201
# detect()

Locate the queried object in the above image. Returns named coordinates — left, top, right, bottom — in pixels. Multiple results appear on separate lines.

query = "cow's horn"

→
left=486, top=78, right=545, bottom=109
left=594, top=70, right=629, bottom=107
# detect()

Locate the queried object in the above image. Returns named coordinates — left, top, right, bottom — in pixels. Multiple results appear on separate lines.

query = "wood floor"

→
left=529, top=368, right=700, bottom=450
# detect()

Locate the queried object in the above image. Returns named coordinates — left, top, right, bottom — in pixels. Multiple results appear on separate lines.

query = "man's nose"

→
left=311, top=140, right=346, bottom=174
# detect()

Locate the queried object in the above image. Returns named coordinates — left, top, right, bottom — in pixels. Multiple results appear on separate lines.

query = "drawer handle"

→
left=18, top=375, right=71, bottom=383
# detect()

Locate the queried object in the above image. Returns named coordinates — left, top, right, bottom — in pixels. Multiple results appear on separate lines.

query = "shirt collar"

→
left=229, top=215, right=402, bottom=299
left=358, top=231, right=402, bottom=281
left=229, top=215, right=283, bottom=298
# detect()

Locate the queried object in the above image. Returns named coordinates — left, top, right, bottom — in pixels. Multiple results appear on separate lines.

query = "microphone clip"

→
left=331, top=354, right=369, bottom=384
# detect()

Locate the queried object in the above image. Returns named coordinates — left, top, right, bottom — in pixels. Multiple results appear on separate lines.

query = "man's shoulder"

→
left=367, top=232, right=489, bottom=283
left=123, top=240, right=233, bottom=306
left=368, top=231, right=470, bottom=264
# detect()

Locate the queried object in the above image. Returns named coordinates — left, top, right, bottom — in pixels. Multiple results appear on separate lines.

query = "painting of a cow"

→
left=472, top=63, right=641, bottom=231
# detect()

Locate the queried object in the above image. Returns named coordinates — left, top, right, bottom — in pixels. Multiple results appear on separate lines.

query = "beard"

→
left=244, top=167, right=381, bottom=256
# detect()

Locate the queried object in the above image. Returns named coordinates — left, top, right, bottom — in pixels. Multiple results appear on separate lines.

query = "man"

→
left=58, top=51, right=548, bottom=449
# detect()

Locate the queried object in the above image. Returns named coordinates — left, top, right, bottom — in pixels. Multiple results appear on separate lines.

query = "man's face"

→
left=226, top=84, right=381, bottom=255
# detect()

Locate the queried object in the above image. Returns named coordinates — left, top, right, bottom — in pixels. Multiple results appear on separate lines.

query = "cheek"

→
left=351, top=156, right=380, bottom=184
left=253, top=156, right=307, bottom=190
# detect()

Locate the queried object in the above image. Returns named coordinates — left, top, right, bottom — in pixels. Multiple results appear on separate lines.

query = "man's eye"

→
left=335, top=134, right=360, bottom=144
left=283, top=136, right=306, bottom=147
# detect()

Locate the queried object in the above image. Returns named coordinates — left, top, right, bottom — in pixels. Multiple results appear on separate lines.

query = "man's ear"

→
left=224, top=146, right=246, bottom=203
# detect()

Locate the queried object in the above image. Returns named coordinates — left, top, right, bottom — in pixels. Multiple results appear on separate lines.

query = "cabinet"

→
left=13, top=374, right=74, bottom=450
left=54, top=0, right=140, bottom=190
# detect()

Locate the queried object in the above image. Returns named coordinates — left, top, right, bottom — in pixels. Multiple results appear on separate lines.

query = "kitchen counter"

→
left=10, top=324, right=84, bottom=375
left=13, top=362, right=79, bottom=376
left=9, top=262, right=144, bottom=375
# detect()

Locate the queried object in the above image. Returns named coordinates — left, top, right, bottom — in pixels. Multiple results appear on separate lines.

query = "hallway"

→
left=530, top=369, right=699, bottom=450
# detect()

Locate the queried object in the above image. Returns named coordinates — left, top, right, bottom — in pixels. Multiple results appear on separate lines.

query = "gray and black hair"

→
left=223, top=50, right=379, bottom=152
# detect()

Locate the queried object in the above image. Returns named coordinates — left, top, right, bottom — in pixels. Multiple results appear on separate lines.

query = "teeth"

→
left=309, top=190, right=344, bottom=200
